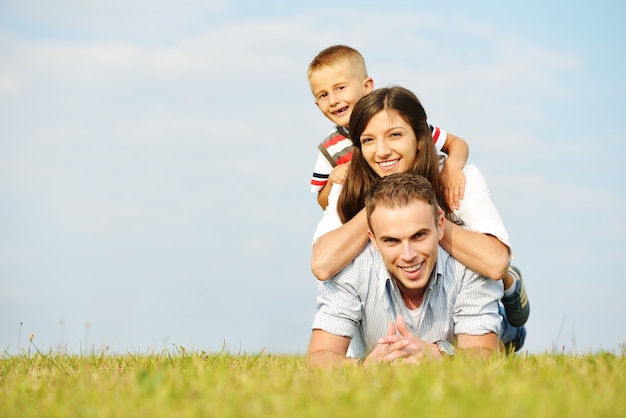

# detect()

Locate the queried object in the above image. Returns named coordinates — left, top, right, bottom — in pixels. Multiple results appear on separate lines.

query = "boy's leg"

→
left=501, top=265, right=530, bottom=327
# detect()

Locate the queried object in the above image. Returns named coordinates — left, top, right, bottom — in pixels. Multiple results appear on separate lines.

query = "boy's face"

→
left=368, top=200, right=444, bottom=296
left=309, top=59, right=373, bottom=128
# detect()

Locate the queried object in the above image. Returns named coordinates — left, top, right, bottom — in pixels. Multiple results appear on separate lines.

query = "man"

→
left=307, top=173, right=504, bottom=366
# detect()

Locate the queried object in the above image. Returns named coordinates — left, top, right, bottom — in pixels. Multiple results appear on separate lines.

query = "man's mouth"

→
left=400, top=261, right=423, bottom=273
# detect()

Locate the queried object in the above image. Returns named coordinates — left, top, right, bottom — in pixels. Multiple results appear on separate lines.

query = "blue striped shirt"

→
left=312, top=243, right=503, bottom=357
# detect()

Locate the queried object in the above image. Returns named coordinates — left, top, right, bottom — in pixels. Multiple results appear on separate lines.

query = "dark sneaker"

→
left=501, top=265, right=530, bottom=327
left=505, top=326, right=527, bottom=354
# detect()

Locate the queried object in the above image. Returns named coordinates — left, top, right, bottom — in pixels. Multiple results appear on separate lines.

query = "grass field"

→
left=1, top=347, right=625, bottom=418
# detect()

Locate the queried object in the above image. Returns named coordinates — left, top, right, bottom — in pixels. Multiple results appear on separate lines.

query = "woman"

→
left=311, top=86, right=529, bottom=337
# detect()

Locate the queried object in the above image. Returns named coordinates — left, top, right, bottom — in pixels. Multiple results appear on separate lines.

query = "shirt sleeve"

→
left=430, top=124, right=448, bottom=152
left=312, top=183, right=343, bottom=244
left=310, top=151, right=334, bottom=193
left=452, top=259, right=503, bottom=336
left=455, top=165, right=512, bottom=251
left=311, top=251, right=367, bottom=338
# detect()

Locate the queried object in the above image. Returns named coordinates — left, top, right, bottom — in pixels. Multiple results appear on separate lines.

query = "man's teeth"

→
left=379, top=159, right=399, bottom=167
left=402, top=262, right=422, bottom=272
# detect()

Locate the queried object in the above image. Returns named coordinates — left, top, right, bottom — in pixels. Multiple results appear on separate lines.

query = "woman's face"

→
left=358, top=109, right=419, bottom=177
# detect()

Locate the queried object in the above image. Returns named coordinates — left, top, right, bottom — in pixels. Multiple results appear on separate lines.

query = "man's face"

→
left=309, top=60, right=373, bottom=128
left=359, top=110, right=419, bottom=177
left=368, top=200, right=444, bottom=296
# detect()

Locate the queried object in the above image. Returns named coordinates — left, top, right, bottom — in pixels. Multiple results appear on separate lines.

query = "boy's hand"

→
left=440, top=158, right=466, bottom=211
left=328, top=162, right=350, bottom=186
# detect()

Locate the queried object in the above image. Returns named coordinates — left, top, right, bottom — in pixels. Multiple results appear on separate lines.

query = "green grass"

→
left=1, top=348, right=625, bottom=418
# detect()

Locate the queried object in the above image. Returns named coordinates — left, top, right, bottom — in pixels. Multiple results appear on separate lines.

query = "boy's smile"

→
left=309, top=59, right=373, bottom=127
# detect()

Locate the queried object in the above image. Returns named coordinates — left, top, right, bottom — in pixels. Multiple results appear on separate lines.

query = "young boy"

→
left=306, top=45, right=530, bottom=328
left=307, top=45, right=468, bottom=212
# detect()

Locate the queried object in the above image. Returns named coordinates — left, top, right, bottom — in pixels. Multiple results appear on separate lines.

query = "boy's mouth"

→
left=332, top=106, right=349, bottom=116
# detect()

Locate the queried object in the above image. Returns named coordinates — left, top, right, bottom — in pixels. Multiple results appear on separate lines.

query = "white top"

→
left=312, top=164, right=511, bottom=252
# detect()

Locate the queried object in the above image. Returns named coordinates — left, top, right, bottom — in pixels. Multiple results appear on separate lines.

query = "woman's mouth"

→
left=377, top=159, right=400, bottom=171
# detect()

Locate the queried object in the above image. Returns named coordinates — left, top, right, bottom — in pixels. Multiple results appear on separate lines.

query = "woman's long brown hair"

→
left=338, top=86, right=459, bottom=224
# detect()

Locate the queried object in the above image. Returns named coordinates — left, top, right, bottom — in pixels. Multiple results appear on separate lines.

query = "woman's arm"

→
left=440, top=221, right=510, bottom=280
left=311, top=209, right=369, bottom=281
left=441, top=165, right=512, bottom=280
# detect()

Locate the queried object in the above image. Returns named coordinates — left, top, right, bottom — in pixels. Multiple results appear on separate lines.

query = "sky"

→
left=1, top=0, right=625, bottom=356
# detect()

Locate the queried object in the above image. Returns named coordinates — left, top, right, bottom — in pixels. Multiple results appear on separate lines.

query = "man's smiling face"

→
left=368, top=199, right=444, bottom=299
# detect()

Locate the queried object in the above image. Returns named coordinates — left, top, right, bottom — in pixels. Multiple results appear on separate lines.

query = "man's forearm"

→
left=306, top=350, right=359, bottom=367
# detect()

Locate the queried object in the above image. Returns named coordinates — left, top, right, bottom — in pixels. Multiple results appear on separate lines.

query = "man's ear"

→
left=436, top=207, right=445, bottom=241
left=363, top=77, right=374, bottom=94
left=367, top=228, right=379, bottom=250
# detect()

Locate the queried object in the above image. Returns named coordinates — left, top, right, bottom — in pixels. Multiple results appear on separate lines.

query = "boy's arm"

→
left=317, top=163, right=351, bottom=209
left=440, top=133, right=469, bottom=211
left=317, top=182, right=332, bottom=209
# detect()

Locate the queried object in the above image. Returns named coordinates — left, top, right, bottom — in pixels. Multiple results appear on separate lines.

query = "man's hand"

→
left=365, top=316, right=440, bottom=365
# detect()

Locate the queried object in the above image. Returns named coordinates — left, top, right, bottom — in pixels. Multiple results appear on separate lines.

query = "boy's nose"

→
left=328, top=92, right=340, bottom=105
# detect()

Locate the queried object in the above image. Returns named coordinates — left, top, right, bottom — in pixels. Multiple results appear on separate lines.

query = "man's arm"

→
left=440, top=133, right=469, bottom=211
left=456, top=332, right=500, bottom=358
left=306, top=329, right=357, bottom=367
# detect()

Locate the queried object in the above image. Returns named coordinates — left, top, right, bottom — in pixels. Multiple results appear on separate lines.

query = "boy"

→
left=306, top=45, right=530, bottom=328
left=307, top=45, right=468, bottom=211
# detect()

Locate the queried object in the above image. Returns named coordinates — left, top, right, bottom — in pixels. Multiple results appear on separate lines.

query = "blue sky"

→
left=1, top=0, right=625, bottom=355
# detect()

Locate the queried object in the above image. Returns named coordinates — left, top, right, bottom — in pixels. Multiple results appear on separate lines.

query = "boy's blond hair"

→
left=307, top=45, right=369, bottom=81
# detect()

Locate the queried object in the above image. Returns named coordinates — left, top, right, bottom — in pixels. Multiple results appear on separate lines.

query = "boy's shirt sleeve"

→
left=311, top=150, right=333, bottom=193
left=311, top=127, right=353, bottom=193
left=430, top=124, right=447, bottom=152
